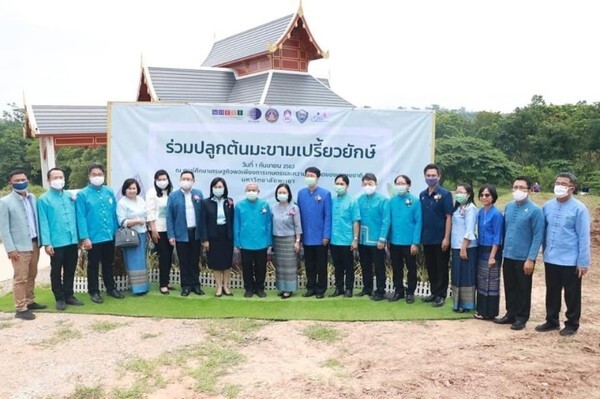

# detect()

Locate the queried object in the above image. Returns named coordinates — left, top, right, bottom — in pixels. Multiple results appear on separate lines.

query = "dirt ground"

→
left=1, top=211, right=599, bottom=399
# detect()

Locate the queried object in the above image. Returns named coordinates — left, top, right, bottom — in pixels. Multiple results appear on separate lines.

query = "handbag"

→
left=115, top=227, right=140, bottom=248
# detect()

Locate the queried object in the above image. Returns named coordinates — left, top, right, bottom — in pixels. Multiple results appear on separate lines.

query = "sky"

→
left=1, top=0, right=599, bottom=114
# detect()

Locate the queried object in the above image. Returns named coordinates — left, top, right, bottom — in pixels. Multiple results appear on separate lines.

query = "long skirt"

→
left=476, top=249, right=501, bottom=318
left=273, top=235, right=298, bottom=292
left=451, top=247, right=477, bottom=311
left=122, top=233, right=150, bottom=294
left=207, top=224, right=234, bottom=270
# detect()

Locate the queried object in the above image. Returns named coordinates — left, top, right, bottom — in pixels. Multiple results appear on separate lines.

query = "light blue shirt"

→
left=331, top=193, right=360, bottom=246
left=503, top=198, right=544, bottom=261
left=212, top=197, right=226, bottom=225
left=451, top=203, right=478, bottom=249
left=234, top=198, right=273, bottom=249
left=543, top=197, right=591, bottom=268
left=357, top=192, right=390, bottom=246
left=297, top=186, right=332, bottom=245
left=37, top=189, right=78, bottom=248
left=75, top=184, right=119, bottom=244
left=23, top=193, right=38, bottom=239
left=389, top=192, right=422, bottom=246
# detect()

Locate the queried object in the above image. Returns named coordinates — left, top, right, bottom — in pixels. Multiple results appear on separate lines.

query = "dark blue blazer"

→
left=166, top=188, right=203, bottom=242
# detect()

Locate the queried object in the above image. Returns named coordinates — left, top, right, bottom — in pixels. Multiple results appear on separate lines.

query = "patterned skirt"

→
left=273, top=235, right=299, bottom=292
left=476, top=249, right=501, bottom=318
left=122, top=233, right=150, bottom=294
left=451, top=247, right=477, bottom=311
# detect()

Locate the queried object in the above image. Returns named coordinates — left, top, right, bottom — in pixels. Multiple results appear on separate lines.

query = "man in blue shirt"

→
left=536, top=173, right=591, bottom=336
left=297, top=167, right=332, bottom=299
left=38, top=168, right=84, bottom=311
left=494, top=176, right=544, bottom=330
left=234, top=182, right=272, bottom=298
left=357, top=173, right=390, bottom=301
left=76, top=163, right=124, bottom=303
left=419, top=164, right=453, bottom=307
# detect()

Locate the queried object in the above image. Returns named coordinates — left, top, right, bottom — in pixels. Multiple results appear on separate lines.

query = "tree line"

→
left=1, top=95, right=599, bottom=193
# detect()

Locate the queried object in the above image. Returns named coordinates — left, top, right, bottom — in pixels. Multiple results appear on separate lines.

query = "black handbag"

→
left=115, top=227, right=140, bottom=247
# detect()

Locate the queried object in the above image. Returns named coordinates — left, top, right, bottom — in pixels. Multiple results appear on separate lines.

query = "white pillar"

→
left=39, top=136, right=56, bottom=189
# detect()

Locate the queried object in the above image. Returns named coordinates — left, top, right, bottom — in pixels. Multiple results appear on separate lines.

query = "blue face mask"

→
left=425, top=177, right=439, bottom=187
left=12, top=181, right=29, bottom=192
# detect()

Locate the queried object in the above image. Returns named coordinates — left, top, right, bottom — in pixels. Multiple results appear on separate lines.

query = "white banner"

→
left=108, top=103, right=434, bottom=201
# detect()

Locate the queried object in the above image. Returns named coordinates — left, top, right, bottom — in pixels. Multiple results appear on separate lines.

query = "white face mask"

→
left=512, top=190, right=528, bottom=202
left=180, top=180, right=193, bottom=190
left=554, top=185, right=569, bottom=199
left=246, top=191, right=258, bottom=201
left=363, top=185, right=376, bottom=195
left=277, top=193, right=288, bottom=202
left=50, top=179, right=65, bottom=190
left=89, top=176, right=104, bottom=186
left=156, top=180, right=169, bottom=190
left=213, top=187, right=224, bottom=197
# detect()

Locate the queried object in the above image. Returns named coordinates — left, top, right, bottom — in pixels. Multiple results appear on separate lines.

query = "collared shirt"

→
left=389, top=192, right=422, bottom=246
left=477, top=205, right=503, bottom=247
left=419, top=185, right=453, bottom=245
left=117, top=196, right=148, bottom=234
left=146, top=188, right=169, bottom=232
left=451, top=202, right=478, bottom=249
left=234, top=198, right=272, bottom=249
left=212, top=197, right=226, bottom=225
left=503, top=198, right=544, bottom=261
left=183, top=189, right=196, bottom=228
left=272, top=202, right=302, bottom=237
left=357, top=191, right=390, bottom=246
left=75, top=184, right=118, bottom=244
left=331, top=193, right=360, bottom=246
left=297, top=186, right=332, bottom=245
left=22, top=193, right=38, bottom=239
left=37, top=189, right=78, bottom=248
left=543, top=197, right=591, bottom=268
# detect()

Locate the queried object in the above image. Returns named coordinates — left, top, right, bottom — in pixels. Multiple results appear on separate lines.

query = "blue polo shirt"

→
left=419, top=185, right=453, bottom=245
left=331, top=193, right=360, bottom=246
left=477, top=205, right=503, bottom=247
left=503, top=198, right=544, bottom=261
left=297, top=186, right=332, bottom=246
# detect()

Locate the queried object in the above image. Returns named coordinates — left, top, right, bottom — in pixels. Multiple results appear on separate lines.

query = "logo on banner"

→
left=311, top=112, right=329, bottom=122
left=296, top=109, right=309, bottom=124
left=265, top=109, right=279, bottom=123
left=248, top=108, right=262, bottom=121
left=212, top=109, right=244, bottom=118
left=283, top=109, right=292, bottom=123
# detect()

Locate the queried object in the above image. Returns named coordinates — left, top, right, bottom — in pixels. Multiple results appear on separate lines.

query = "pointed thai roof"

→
left=202, top=6, right=327, bottom=68
left=24, top=104, right=106, bottom=138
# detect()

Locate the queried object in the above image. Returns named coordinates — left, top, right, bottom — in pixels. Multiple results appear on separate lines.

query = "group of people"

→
left=0, top=163, right=591, bottom=337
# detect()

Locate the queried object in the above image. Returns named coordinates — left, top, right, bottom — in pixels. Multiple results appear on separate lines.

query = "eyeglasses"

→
left=479, top=193, right=492, bottom=198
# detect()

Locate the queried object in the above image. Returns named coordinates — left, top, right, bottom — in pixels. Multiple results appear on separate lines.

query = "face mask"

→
left=305, top=177, right=317, bottom=187
left=394, top=185, right=408, bottom=196
left=89, top=176, right=104, bottom=186
left=156, top=180, right=169, bottom=190
left=554, top=185, right=569, bottom=199
left=363, top=185, right=376, bottom=195
left=334, top=185, right=346, bottom=195
left=455, top=193, right=468, bottom=204
left=425, top=177, right=439, bottom=187
left=12, top=181, right=29, bottom=193
left=50, top=179, right=65, bottom=190
left=512, top=190, right=528, bottom=202
left=213, top=187, right=224, bottom=198
left=180, top=180, right=193, bottom=190
left=277, top=193, right=288, bottom=202
left=246, top=191, right=258, bottom=201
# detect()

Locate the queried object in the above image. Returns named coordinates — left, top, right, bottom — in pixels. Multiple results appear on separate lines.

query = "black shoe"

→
left=511, top=320, right=527, bottom=331
left=535, top=322, right=560, bottom=332
left=181, top=288, right=191, bottom=297
left=422, top=294, right=436, bottom=303
left=27, top=302, right=47, bottom=310
left=371, top=294, right=384, bottom=301
left=406, top=294, right=415, bottom=304
left=344, top=290, right=353, bottom=298
left=389, top=292, right=404, bottom=302
left=15, top=309, right=35, bottom=320
left=66, top=297, right=84, bottom=306
left=302, top=290, right=316, bottom=297
left=192, top=287, right=205, bottom=296
left=244, top=290, right=254, bottom=298
left=107, top=289, right=124, bottom=299
left=559, top=326, right=578, bottom=336
left=315, top=293, right=325, bottom=299
left=494, top=315, right=515, bottom=325
left=329, top=289, right=344, bottom=297
left=432, top=297, right=445, bottom=307
left=90, top=293, right=103, bottom=303
left=356, top=290, right=371, bottom=297
left=256, top=290, right=267, bottom=298
left=56, top=300, right=67, bottom=311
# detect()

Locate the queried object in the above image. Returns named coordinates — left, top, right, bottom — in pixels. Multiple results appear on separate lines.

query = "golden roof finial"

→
left=297, top=0, right=304, bottom=17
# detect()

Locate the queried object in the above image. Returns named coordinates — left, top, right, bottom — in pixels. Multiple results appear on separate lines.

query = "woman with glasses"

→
left=474, top=184, right=503, bottom=320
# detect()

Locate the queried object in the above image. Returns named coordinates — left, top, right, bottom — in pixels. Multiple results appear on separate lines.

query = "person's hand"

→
left=138, top=217, right=145, bottom=226
left=410, top=244, right=418, bottom=255
left=45, top=245, right=55, bottom=256
left=202, top=241, right=210, bottom=251
left=7, top=251, right=19, bottom=261
left=441, top=238, right=449, bottom=252
left=376, top=241, right=385, bottom=250
left=488, top=258, right=496, bottom=268
left=577, top=267, right=588, bottom=278
left=151, top=230, right=159, bottom=244
left=169, top=238, right=176, bottom=246
left=460, top=248, right=467, bottom=260
left=82, top=238, right=92, bottom=250
left=523, top=260, right=535, bottom=276
left=293, top=241, right=300, bottom=253
left=351, top=240, right=358, bottom=251
left=322, top=238, right=329, bottom=246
